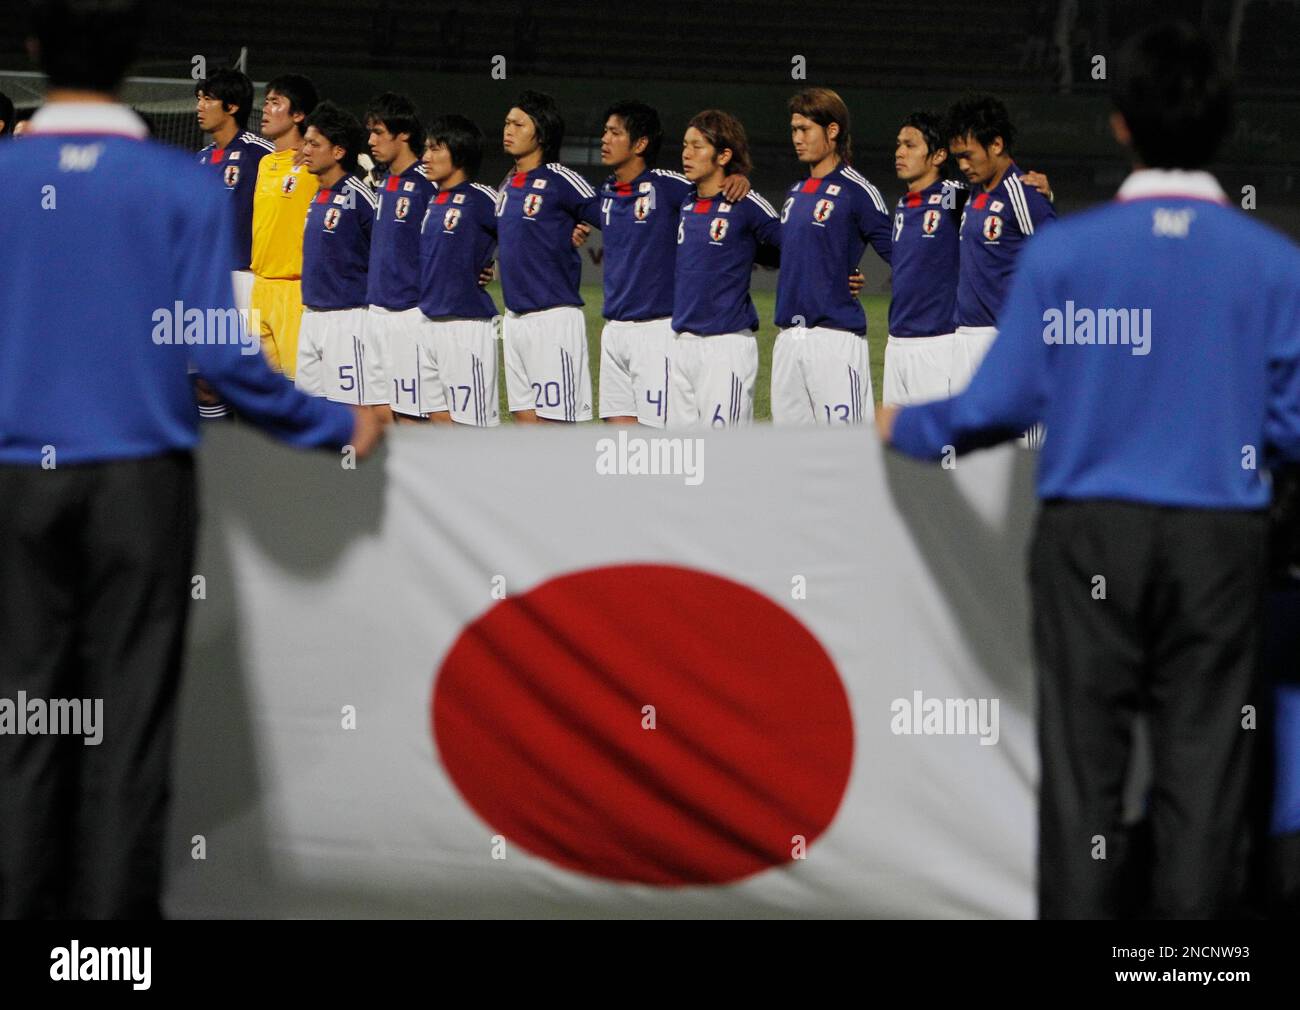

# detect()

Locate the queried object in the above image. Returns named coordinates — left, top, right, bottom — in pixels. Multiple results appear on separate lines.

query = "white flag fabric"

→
left=165, top=424, right=1040, bottom=918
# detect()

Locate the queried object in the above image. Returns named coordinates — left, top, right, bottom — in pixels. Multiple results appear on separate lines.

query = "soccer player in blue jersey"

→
left=883, top=112, right=964, bottom=407
left=880, top=23, right=1300, bottom=918
left=946, top=95, right=1056, bottom=395
left=574, top=101, right=750, bottom=426
left=296, top=101, right=376, bottom=403
left=363, top=92, right=435, bottom=420
left=195, top=68, right=273, bottom=419
left=772, top=87, right=891, bottom=425
left=497, top=90, right=597, bottom=423
left=886, top=112, right=1055, bottom=407
left=671, top=109, right=781, bottom=427
left=196, top=68, right=272, bottom=321
left=414, top=115, right=502, bottom=427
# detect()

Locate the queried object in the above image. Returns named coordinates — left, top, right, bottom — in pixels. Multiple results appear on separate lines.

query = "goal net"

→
left=0, top=71, right=266, bottom=151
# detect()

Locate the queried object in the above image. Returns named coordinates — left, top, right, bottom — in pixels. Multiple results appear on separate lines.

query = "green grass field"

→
left=488, top=283, right=891, bottom=422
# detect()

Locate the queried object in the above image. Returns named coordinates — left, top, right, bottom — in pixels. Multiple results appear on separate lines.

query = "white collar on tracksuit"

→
left=27, top=101, right=149, bottom=138
left=1116, top=168, right=1228, bottom=204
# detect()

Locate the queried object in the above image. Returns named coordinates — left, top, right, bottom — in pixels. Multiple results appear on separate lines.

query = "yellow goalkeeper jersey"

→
left=250, top=148, right=318, bottom=279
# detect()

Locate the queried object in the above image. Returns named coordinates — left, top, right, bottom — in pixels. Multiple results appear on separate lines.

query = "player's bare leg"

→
left=512, top=409, right=541, bottom=424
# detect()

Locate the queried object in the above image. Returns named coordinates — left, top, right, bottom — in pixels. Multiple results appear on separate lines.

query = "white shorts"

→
left=599, top=317, right=672, bottom=427
left=295, top=306, right=367, bottom=402
left=950, top=325, right=998, bottom=394
left=882, top=332, right=956, bottom=406
left=502, top=305, right=592, bottom=421
left=232, top=269, right=255, bottom=316
left=364, top=305, right=425, bottom=407
left=668, top=331, right=758, bottom=428
left=406, top=316, right=501, bottom=426
left=770, top=325, right=873, bottom=425
left=950, top=324, right=1043, bottom=448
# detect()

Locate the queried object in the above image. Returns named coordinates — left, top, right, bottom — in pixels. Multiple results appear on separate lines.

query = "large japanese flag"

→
left=165, top=424, right=1039, bottom=918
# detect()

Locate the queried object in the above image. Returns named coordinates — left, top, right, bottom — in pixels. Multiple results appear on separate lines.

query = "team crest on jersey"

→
left=395, top=196, right=411, bottom=219
left=990, top=200, right=1005, bottom=213
left=452, top=193, right=466, bottom=204
left=827, top=184, right=841, bottom=196
left=813, top=198, right=835, bottom=223
left=323, top=207, right=341, bottom=231
left=983, top=215, right=1003, bottom=241
left=923, top=209, right=941, bottom=234
left=281, top=174, right=298, bottom=195
left=223, top=165, right=240, bottom=188
left=709, top=218, right=728, bottom=241
left=928, top=194, right=943, bottom=204
left=532, top=178, right=547, bottom=189
left=634, top=195, right=652, bottom=221
left=523, top=193, right=544, bottom=216
left=443, top=208, right=462, bottom=230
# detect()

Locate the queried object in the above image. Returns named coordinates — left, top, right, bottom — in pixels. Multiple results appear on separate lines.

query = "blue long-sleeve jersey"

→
left=954, top=164, right=1056, bottom=328
left=197, top=129, right=273, bottom=271
left=891, top=171, right=1300, bottom=509
left=418, top=181, right=500, bottom=320
left=496, top=162, right=598, bottom=314
left=367, top=163, right=436, bottom=310
left=889, top=178, right=966, bottom=337
left=302, top=174, right=375, bottom=310
left=774, top=163, right=892, bottom=334
left=672, top=189, right=782, bottom=336
left=0, top=103, right=353, bottom=466
left=580, top=167, right=693, bottom=321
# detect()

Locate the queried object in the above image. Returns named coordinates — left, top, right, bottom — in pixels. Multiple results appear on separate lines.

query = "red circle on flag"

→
left=431, top=564, right=854, bottom=886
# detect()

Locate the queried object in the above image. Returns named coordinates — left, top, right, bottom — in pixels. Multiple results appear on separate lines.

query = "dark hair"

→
left=602, top=99, right=662, bottom=166
left=788, top=87, right=852, bottom=164
left=946, top=94, right=1015, bottom=154
left=426, top=113, right=484, bottom=178
left=686, top=109, right=751, bottom=176
left=304, top=100, right=365, bottom=174
left=265, top=73, right=318, bottom=121
left=0, top=91, right=13, bottom=136
left=1112, top=21, right=1232, bottom=170
left=29, top=0, right=146, bottom=93
left=195, top=67, right=254, bottom=130
left=900, top=110, right=945, bottom=159
left=515, top=89, right=564, bottom=163
left=365, top=91, right=424, bottom=157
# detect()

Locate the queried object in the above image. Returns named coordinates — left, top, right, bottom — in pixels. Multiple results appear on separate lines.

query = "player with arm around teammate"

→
left=670, top=110, right=781, bottom=427
left=364, top=92, right=436, bottom=421
left=573, top=100, right=752, bottom=426
left=772, top=87, right=891, bottom=425
left=295, top=101, right=375, bottom=403
left=496, top=90, right=596, bottom=423
left=413, top=115, right=502, bottom=427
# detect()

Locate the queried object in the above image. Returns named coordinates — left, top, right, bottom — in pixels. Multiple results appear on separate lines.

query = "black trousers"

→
left=0, top=453, right=197, bottom=918
left=1030, top=500, right=1269, bottom=919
